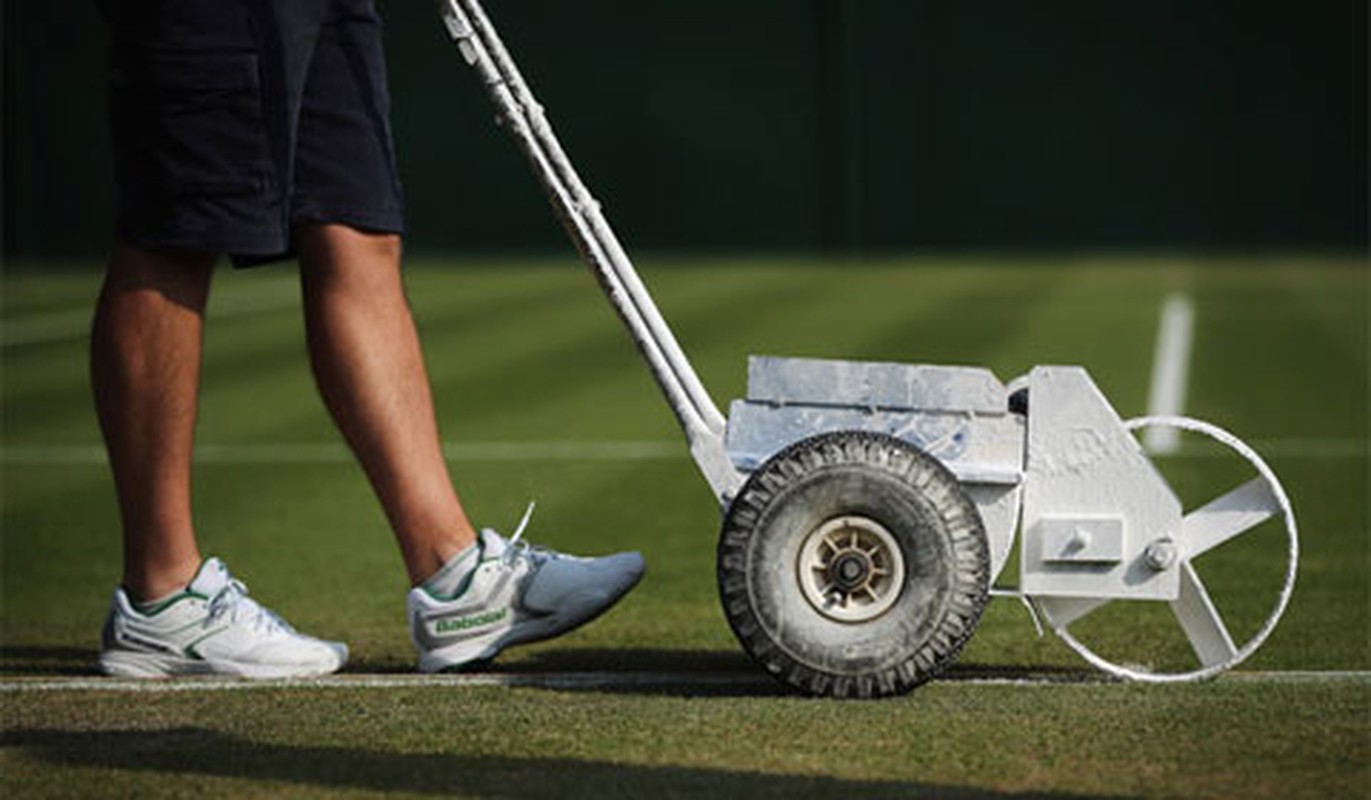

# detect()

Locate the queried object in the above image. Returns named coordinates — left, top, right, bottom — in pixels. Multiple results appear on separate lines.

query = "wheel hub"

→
left=797, top=516, right=905, bottom=623
left=830, top=551, right=873, bottom=592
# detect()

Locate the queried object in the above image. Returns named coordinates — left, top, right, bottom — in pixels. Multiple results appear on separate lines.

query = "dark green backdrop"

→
left=5, top=1, right=1367, bottom=257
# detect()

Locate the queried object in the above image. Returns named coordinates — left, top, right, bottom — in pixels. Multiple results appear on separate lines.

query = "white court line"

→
left=1145, top=293, right=1195, bottom=454
left=0, top=440, right=683, bottom=465
left=1, top=280, right=299, bottom=348
left=0, top=309, right=96, bottom=348
left=1, top=670, right=1365, bottom=694
left=0, top=672, right=771, bottom=694
left=1224, top=438, right=1366, bottom=459
left=1, top=437, right=1361, bottom=467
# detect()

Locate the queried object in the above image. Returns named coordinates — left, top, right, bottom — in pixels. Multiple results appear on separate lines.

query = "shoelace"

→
left=500, top=501, right=555, bottom=569
left=207, top=579, right=292, bottom=635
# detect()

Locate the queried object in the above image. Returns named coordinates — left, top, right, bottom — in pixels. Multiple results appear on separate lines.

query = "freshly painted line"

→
left=439, top=440, right=681, bottom=461
left=2, top=437, right=1361, bottom=467
left=1144, top=293, right=1195, bottom=454
left=0, top=281, right=299, bottom=348
left=0, top=309, right=96, bottom=348
left=1219, top=670, right=1371, bottom=684
left=0, top=440, right=683, bottom=465
left=0, top=672, right=772, bottom=694
left=1244, top=438, right=1369, bottom=459
left=2, top=670, right=1365, bottom=694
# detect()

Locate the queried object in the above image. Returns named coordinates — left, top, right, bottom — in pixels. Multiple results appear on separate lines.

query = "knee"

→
left=363, top=231, right=404, bottom=263
left=103, top=244, right=216, bottom=312
left=297, top=224, right=405, bottom=292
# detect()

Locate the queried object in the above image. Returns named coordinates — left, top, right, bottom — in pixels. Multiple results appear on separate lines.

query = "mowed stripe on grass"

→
left=2, top=256, right=1366, bottom=798
left=3, top=676, right=1367, bottom=799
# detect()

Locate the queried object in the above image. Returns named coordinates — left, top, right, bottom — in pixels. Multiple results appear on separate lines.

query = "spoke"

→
left=1035, top=595, right=1110, bottom=629
left=1183, top=477, right=1278, bottom=559
left=1171, top=562, right=1238, bottom=668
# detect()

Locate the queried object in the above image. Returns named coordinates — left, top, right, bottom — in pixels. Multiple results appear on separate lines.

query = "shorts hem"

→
left=226, top=207, right=406, bottom=268
left=292, top=204, right=405, bottom=237
left=114, top=229, right=289, bottom=261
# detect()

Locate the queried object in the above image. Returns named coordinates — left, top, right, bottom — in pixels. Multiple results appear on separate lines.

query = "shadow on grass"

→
left=0, top=646, right=97, bottom=676
left=1, top=645, right=1104, bottom=696
left=3, top=727, right=1111, bottom=799
left=350, top=648, right=1105, bottom=698
left=343, top=646, right=757, bottom=677
left=344, top=647, right=790, bottom=697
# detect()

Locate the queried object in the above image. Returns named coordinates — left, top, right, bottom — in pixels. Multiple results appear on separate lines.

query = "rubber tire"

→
left=717, top=431, right=990, bottom=699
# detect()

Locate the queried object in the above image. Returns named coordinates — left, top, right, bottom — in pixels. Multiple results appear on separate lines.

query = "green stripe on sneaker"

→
left=133, top=590, right=208, bottom=616
left=184, top=627, right=229, bottom=661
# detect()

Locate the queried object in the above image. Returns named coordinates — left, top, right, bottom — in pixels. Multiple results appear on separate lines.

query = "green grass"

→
left=4, top=682, right=1367, bottom=798
left=2, top=254, right=1368, bottom=797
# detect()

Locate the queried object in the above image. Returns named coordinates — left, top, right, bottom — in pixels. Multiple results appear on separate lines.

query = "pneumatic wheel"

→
left=717, top=431, right=991, bottom=699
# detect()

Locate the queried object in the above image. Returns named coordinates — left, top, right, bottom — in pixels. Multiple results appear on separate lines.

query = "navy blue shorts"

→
left=101, top=0, right=404, bottom=266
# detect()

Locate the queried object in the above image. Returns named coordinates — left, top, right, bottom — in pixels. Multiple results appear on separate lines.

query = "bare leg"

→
left=91, top=245, right=216, bottom=602
left=296, top=224, right=477, bottom=584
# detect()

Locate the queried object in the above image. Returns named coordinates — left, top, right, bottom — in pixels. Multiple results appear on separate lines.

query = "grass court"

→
left=2, top=254, right=1367, bottom=797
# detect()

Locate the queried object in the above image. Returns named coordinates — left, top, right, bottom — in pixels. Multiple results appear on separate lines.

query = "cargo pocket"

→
left=110, top=51, right=275, bottom=199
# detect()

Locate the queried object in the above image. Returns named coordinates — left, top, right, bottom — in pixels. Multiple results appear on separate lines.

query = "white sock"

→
left=421, top=540, right=480, bottom=600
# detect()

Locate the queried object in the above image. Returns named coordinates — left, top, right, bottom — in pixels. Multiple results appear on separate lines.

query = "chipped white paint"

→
left=1020, top=367, right=1182, bottom=602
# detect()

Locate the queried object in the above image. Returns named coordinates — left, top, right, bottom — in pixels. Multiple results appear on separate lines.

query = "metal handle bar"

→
left=437, top=0, right=742, bottom=502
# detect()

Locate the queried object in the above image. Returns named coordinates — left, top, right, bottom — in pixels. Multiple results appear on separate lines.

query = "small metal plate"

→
left=745, top=356, right=1007, bottom=414
left=1038, top=517, right=1125, bottom=564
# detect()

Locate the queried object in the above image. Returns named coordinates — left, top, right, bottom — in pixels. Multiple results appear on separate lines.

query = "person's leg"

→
left=295, top=223, right=477, bottom=585
left=285, top=6, right=641, bottom=673
left=91, top=244, right=216, bottom=602
left=92, top=1, right=355, bottom=680
left=91, top=241, right=350, bottom=684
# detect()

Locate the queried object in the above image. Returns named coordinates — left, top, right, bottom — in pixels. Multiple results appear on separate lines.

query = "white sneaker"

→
left=408, top=523, right=645, bottom=672
left=99, top=558, right=348, bottom=679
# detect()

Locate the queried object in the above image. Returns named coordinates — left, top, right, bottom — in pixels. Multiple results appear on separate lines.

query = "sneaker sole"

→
left=100, top=649, right=345, bottom=680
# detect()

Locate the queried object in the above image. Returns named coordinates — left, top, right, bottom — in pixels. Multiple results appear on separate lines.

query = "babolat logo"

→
left=435, top=608, right=507, bottom=634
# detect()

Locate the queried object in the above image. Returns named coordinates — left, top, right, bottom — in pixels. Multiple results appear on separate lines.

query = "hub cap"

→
left=797, top=516, right=906, bottom=622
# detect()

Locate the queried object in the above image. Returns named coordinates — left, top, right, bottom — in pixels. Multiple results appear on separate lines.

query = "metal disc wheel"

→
left=717, top=431, right=990, bottom=699
left=1034, top=415, right=1299, bottom=682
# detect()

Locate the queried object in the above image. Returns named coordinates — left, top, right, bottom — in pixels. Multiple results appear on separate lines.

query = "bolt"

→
left=1144, top=538, right=1179, bottom=571
left=829, top=552, right=872, bottom=592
